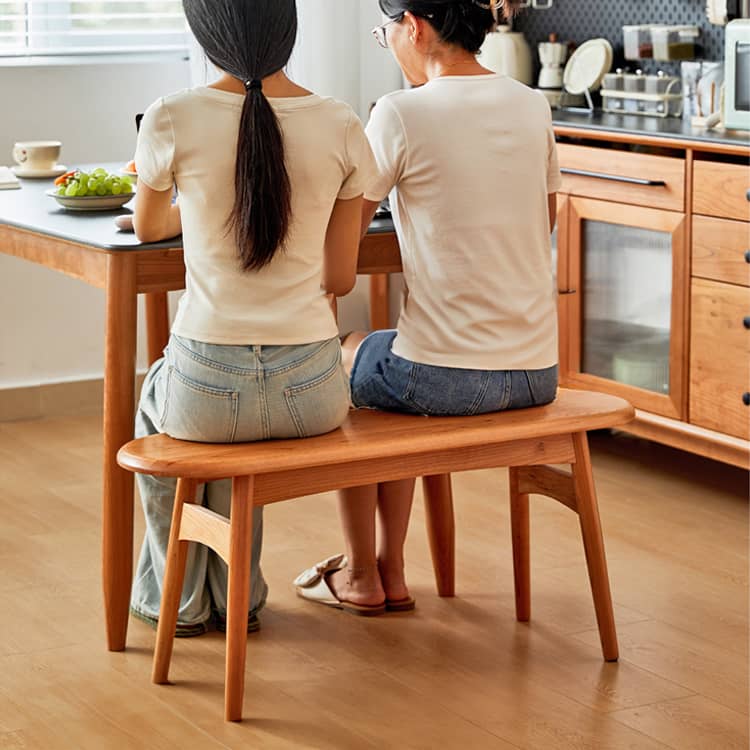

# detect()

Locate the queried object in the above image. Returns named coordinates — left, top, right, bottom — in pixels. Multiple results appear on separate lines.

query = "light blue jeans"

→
left=131, top=334, right=351, bottom=631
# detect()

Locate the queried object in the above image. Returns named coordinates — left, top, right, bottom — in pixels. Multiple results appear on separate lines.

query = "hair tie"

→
left=244, top=79, right=263, bottom=92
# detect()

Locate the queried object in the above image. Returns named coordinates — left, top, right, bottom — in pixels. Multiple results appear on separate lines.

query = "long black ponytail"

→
left=183, top=0, right=297, bottom=271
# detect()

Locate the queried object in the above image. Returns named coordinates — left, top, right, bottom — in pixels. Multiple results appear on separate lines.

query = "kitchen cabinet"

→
left=563, top=197, right=686, bottom=420
left=554, top=135, right=749, bottom=468
left=690, top=278, right=750, bottom=440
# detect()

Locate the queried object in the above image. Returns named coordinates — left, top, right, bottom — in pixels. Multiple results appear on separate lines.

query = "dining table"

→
left=0, top=164, right=399, bottom=651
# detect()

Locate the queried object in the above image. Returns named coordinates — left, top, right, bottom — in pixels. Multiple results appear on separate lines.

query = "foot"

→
left=377, top=558, right=411, bottom=604
left=327, top=565, right=385, bottom=608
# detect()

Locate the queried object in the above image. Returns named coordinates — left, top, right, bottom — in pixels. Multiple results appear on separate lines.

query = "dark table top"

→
left=552, top=109, right=750, bottom=150
left=0, top=163, right=395, bottom=252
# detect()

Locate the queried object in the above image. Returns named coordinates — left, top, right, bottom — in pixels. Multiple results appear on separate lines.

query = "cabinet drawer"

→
left=690, top=278, right=750, bottom=439
left=692, top=215, right=750, bottom=287
left=557, top=144, right=684, bottom=212
left=693, top=160, right=750, bottom=222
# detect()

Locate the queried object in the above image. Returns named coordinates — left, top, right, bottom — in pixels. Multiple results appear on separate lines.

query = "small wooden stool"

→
left=118, top=388, right=633, bottom=721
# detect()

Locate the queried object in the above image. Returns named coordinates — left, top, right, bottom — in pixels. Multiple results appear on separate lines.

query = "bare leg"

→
left=327, top=484, right=386, bottom=607
left=341, top=331, right=368, bottom=376
left=377, top=478, right=415, bottom=602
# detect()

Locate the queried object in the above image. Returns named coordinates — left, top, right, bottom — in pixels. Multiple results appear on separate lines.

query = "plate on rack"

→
left=47, top=189, right=134, bottom=211
left=13, top=164, right=68, bottom=179
left=563, top=38, right=613, bottom=95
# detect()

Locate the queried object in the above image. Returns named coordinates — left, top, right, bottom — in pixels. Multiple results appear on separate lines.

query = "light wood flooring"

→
left=0, top=414, right=747, bottom=749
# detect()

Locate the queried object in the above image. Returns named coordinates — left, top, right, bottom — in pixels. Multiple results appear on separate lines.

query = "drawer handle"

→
left=744, top=393, right=750, bottom=406
left=558, top=288, right=577, bottom=295
left=560, top=168, right=666, bottom=187
left=746, top=250, right=750, bottom=264
left=746, top=189, right=750, bottom=202
left=745, top=317, right=750, bottom=330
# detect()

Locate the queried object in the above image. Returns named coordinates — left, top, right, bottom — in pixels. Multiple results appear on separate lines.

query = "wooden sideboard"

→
left=552, top=129, right=749, bottom=469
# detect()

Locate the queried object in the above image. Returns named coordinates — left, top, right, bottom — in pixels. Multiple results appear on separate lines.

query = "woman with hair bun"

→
left=296, top=0, right=562, bottom=616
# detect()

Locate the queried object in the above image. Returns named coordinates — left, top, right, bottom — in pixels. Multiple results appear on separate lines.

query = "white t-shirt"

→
left=135, top=87, right=376, bottom=345
left=365, top=74, right=562, bottom=371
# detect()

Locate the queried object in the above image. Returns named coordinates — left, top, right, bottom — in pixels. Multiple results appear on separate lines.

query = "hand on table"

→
left=114, top=214, right=134, bottom=233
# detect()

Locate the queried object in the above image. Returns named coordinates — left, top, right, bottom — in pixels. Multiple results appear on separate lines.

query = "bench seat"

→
left=117, top=387, right=634, bottom=721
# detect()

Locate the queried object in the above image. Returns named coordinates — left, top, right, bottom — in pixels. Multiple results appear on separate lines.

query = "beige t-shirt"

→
left=136, top=87, right=376, bottom=345
left=365, top=74, right=562, bottom=371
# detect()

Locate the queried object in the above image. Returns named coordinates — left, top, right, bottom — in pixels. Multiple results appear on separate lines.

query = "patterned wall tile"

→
left=513, top=0, right=725, bottom=77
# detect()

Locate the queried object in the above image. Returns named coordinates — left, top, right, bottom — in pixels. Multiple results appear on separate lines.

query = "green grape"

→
left=55, top=167, right=136, bottom=201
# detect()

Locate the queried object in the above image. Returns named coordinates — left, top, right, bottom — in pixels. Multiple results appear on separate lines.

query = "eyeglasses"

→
left=372, top=14, right=404, bottom=49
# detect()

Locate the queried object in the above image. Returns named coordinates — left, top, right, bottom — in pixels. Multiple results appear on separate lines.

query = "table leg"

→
left=369, top=274, right=390, bottom=331
left=145, top=291, right=170, bottom=366
left=102, top=254, right=138, bottom=651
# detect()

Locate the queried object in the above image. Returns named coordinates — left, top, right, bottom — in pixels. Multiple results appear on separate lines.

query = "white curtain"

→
left=189, top=0, right=403, bottom=118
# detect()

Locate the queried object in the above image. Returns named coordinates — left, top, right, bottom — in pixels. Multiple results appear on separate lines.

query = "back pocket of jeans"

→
left=161, top=366, right=239, bottom=443
left=284, top=361, right=350, bottom=438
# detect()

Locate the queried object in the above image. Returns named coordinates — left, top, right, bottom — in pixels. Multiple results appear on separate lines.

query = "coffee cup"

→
left=12, top=140, right=62, bottom=171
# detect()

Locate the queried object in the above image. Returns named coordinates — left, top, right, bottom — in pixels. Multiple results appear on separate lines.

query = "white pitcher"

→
left=480, top=24, right=534, bottom=86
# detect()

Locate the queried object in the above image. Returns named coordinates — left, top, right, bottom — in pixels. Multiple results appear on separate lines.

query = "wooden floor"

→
left=0, top=414, right=747, bottom=749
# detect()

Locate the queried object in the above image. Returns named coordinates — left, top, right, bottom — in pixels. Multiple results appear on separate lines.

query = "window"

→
left=0, top=0, right=188, bottom=58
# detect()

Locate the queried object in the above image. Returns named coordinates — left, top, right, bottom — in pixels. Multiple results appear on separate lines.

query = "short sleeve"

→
left=338, top=110, right=379, bottom=200
left=363, top=96, right=407, bottom=202
left=134, top=98, right=176, bottom=192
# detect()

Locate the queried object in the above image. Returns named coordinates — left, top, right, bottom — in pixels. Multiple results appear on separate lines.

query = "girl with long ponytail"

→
left=129, top=0, right=377, bottom=635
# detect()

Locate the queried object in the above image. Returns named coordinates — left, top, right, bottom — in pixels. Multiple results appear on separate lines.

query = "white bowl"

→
left=47, top=189, right=134, bottom=212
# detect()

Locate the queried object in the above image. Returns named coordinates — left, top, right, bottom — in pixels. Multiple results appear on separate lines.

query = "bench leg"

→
left=422, top=474, right=455, bottom=597
left=152, top=478, right=199, bottom=684
left=508, top=467, right=530, bottom=622
left=225, top=476, right=255, bottom=722
left=572, top=433, right=619, bottom=662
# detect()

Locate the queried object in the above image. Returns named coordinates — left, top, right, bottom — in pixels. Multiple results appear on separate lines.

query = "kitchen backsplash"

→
left=514, top=0, right=725, bottom=76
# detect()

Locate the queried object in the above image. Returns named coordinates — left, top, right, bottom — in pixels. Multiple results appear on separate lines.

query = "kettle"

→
left=480, top=24, right=534, bottom=85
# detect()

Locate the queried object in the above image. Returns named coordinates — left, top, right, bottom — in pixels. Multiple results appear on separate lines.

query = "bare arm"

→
left=323, top=195, right=363, bottom=298
left=548, top=192, right=558, bottom=234
left=133, top=181, right=181, bottom=243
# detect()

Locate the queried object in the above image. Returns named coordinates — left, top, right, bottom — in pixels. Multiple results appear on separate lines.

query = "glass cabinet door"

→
left=567, top=198, right=687, bottom=419
left=581, top=220, right=672, bottom=394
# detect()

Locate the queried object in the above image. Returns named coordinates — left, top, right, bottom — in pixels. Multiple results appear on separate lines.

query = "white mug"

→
left=12, top=140, right=62, bottom=171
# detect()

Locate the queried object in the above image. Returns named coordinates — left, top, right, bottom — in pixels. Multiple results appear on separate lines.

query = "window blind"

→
left=0, top=0, right=188, bottom=57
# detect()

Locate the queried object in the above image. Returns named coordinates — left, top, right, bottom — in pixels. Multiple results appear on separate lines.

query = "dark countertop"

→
left=0, top=163, right=395, bottom=252
left=552, top=109, right=750, bottom=150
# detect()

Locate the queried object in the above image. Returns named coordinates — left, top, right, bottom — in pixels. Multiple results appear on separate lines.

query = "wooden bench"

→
left=117, top=388, right=634, bottom=721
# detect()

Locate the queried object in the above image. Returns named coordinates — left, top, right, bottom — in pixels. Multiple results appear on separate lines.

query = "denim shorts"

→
left=156, top=334, right=351, bottom=442
left=350, top=329, right=558, bottom=417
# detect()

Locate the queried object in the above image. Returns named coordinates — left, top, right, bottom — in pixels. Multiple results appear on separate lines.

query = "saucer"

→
left=12, top=164, right=68, bottom=179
